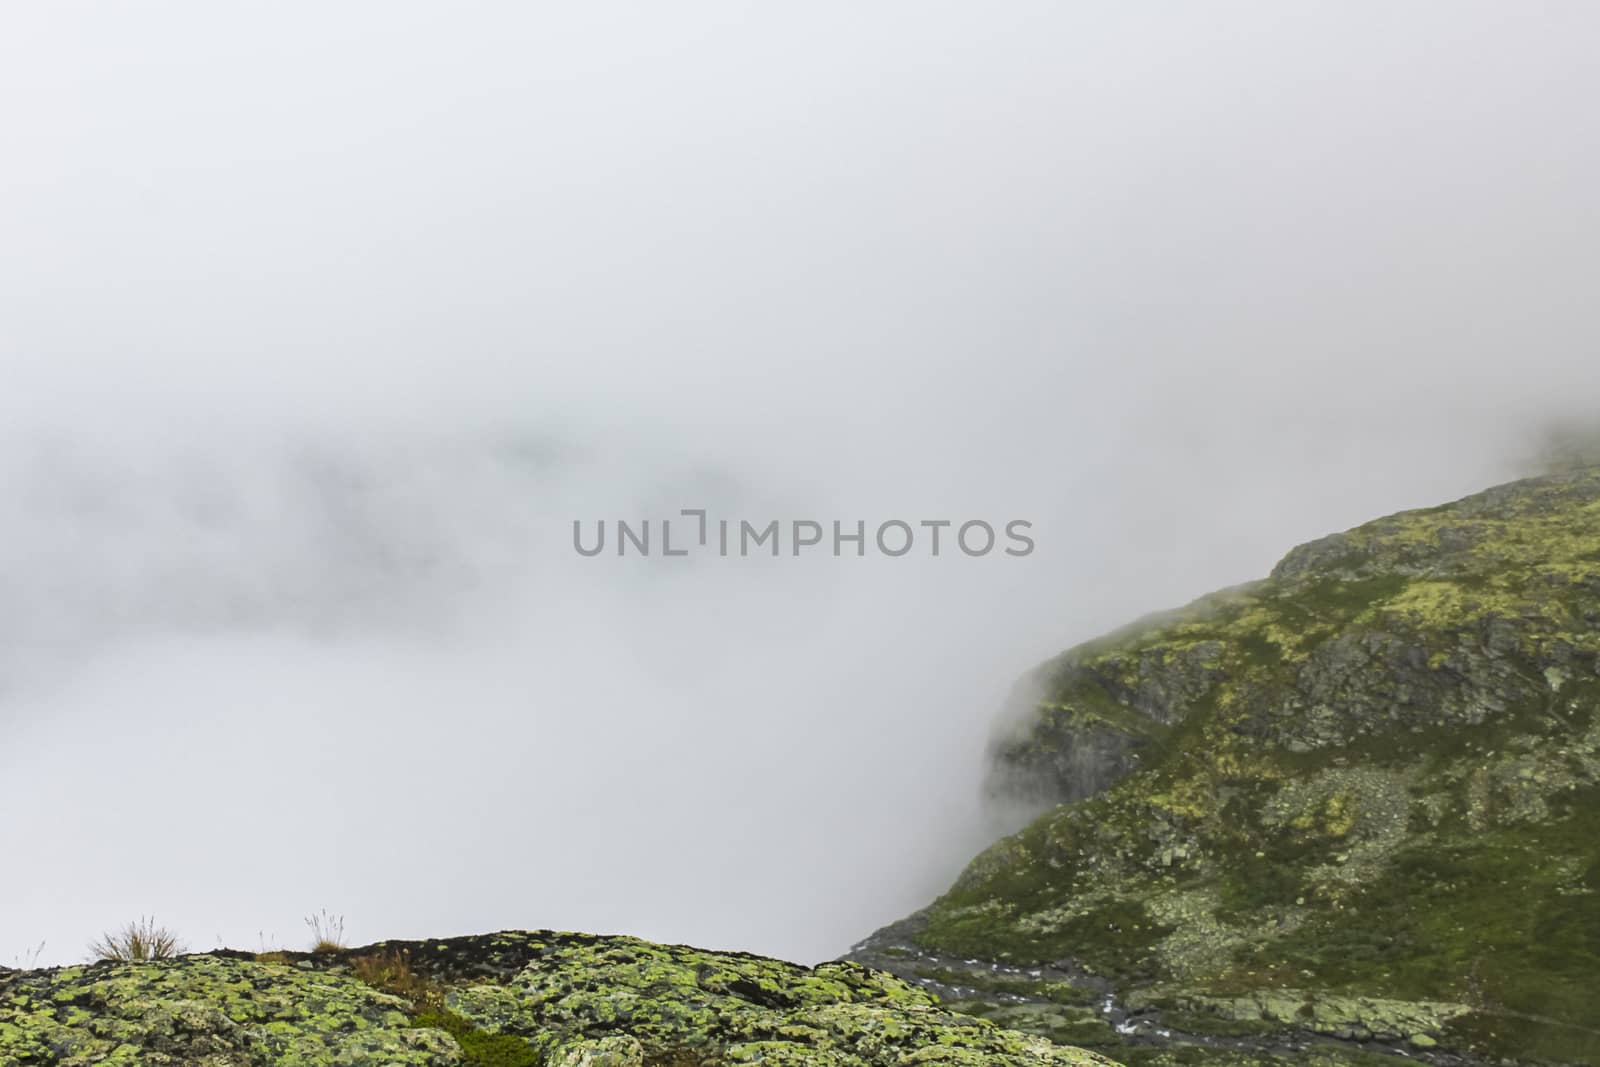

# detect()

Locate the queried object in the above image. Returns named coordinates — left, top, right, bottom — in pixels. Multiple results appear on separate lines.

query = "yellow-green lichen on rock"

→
left=0, top=932, right=1118, bottom=1067
left=854, top=468, right=1600, bottom=1066
left=442, top=933, right=1113, bottom=1066
left=0, top=955, right=454, bottom=1066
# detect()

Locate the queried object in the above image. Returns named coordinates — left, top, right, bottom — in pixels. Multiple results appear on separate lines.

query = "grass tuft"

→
left=88, top=917, right=183, bottom=962
left=352, top=948, right=444, bottom=1010
left=305, top=909, right=346, bottom=953
left=9, top=941, right=46, bottom=970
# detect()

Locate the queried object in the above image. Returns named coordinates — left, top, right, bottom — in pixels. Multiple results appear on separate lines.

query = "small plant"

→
left=412, top=1010, right=538, bottom=1067
left=352, top=949, right=442, bottom=1009
left=9, top=941, right=46, bottom=970
left=305, top=910, right=346, bottom=953
left=250, top=930, right=291, bottom=964
left=88, top=918, right=184, bottom=962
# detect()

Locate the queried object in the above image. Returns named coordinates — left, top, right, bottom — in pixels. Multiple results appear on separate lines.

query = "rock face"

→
left=851, top=468, right=1600, bottom=1067
left=0, top=931, right=1116, bottom=1066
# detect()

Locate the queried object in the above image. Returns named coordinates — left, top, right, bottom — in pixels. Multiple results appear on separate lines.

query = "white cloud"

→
left=2, top=1, right=1596, bottom=966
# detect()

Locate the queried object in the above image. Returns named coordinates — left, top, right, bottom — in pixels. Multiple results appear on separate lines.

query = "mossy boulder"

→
left=0, top=954, right=453, bottom=1065
left=853, top=468, right=1600, bottom=1066
left=0, top=931, right=1117, bottom=1066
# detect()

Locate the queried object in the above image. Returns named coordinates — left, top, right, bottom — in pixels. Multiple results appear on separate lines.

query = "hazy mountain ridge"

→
left=850, top=467, right=1600, bottom=1066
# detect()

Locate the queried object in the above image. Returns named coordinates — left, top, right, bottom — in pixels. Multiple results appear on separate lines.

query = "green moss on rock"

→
left=0, top=933, right=1118, bottom=1067
left=439, top=933, right=1113, bottom=1066
left=860, top=468, right=1600, bottom=1066
left=0, top=955, right=454, bottom=1066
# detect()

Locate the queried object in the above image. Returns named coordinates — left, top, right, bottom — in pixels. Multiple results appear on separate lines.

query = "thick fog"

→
left=3, top=4, right=1598, bottom=967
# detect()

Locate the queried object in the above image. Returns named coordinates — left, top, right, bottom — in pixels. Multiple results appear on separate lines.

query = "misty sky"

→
left=2, top=3, right=1598, bottom=967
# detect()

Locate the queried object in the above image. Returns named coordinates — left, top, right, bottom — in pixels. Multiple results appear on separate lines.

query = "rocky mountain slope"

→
left=851, top=467, right=1600, bottom=1067
left=0, top=930, right=1115, bottom=1066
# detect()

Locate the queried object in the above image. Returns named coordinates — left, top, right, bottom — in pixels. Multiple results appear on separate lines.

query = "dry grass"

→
left=8, top=941, right=46, bottom=970
left=644, top=1053, right=713, bottom=1067
left=351, top=949, right=443, bottom=1010
left=89, top=918, right=184, bottom=962
left=304, top=910, right=346, bottom=953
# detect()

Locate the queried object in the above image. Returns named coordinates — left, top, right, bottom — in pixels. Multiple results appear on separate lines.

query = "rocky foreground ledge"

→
left=0, top=930, right=1117, bottom=1066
